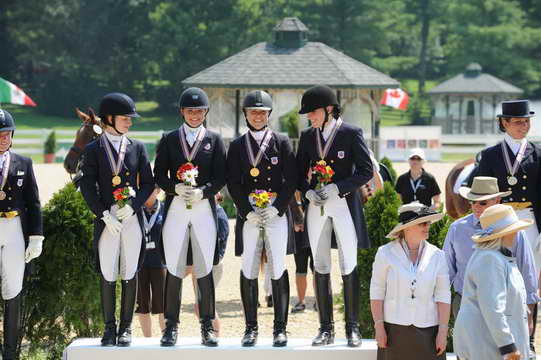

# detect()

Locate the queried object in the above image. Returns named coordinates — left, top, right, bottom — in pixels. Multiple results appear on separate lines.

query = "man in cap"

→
left=395, top=148, right=441, bottom=209
left=0, top=109, right=43, bottom=359
left=154, top=87, right=226, bottom=347
left=473, top=100, right=541, bottom=357
left=296, top=85, right=373, bottom=347
left=443, top=176, right=539, bottom=357
left=79, top=93, right=154, bottom=347
left=226, top=90, right=296, bottom=347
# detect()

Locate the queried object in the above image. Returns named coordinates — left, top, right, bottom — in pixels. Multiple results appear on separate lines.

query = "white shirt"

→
left=104, top=131, right=124, bottom=153
left=321, top=117, right=337, bottom=141
left=183, top=123, right=203, bottom=147
left=504, top=133, right=527, bottom=156
left=370, top=240, right=451, bottom=327
left=249, top=128, right=267, bottom=143
left=0, top=151, right=9, bottom=171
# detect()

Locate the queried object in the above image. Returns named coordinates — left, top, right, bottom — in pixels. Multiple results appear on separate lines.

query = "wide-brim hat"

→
left=459, top=176, right=511, bottom=201
left=472, top=204, right=533, bottom=243
left=497, top=100, right=535, bottom=118
left=386, top=202, right=444, bottom=239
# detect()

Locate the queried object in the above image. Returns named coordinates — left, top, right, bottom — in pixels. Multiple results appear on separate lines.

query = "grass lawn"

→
left=441, top=153, right=475, bottom=162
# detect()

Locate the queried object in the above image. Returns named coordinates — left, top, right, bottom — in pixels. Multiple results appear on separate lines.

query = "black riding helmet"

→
left=98, top=92, right=139, bottom=134
left=243, top=90, right=272, bottom=132
left=0, top=109, right=16, bottom=138
left=179, top=87, right=210, bottom=128
left=299, top=85, right=340, bottom=126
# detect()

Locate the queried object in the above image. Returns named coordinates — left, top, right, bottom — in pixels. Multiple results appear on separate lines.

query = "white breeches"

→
left=99, top=206, right=142, bottom=282
left=306, top=196, right=358, bottom=275
left=263, top=261, right=272, bottom=296
left=163, top=197, right=216, bottom=279
left=241, top=214, right=288, bottom=280
left=0, top=217, right=25, bottom=300
left=517, top=208, right=541, bottom=276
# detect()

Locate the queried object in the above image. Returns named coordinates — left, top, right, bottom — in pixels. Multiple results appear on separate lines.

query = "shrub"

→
left=22, top=183, right=101, bottom=360
left=43, top=131, right=56, bottom=155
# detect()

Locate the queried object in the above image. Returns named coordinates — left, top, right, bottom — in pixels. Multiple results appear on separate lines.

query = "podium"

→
left=63, top=337, right=459, bottom=360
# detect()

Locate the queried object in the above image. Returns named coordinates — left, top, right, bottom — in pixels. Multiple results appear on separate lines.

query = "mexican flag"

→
left=380, top=88, right=409, bottom=111
left=0, top=78, right=37, bottom=107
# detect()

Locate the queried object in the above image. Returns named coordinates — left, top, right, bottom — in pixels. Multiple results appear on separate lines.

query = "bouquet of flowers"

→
left=249, top=190, right=276, bottom=239
left=113, top=186, right=136, bottom=209
left=176, top=163, right=199, bottom=209
left=312, top=160, right=335, bottom=216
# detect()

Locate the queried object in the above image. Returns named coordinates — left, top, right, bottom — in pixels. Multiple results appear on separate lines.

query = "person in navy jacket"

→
left=296, top=85, right=373, bottom=347
left=227, top=90, right=297, bottom=347
left=154, top=87, right=226, bottom=347
left=0, top=109, right=43, bottom=360
left=79, top=93, right=154, bottom=347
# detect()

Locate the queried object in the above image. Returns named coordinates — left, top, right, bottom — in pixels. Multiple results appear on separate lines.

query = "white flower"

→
left=128, top=186, right=136, bottom=197
left=182, top=168, right=198, bottom=187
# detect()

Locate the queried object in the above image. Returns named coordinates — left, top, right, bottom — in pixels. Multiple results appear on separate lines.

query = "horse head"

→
left=63, top=108, right=103, bottom=175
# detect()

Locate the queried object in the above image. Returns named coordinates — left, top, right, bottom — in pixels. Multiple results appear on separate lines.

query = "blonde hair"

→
left=474, top=237, right=503, bottom=250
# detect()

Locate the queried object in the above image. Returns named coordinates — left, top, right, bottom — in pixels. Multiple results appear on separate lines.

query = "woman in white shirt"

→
left=370, top=202, right=451, bottom=360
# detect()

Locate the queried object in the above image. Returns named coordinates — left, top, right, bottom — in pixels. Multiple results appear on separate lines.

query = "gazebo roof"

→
left=428, top=63, right=523, bottom=95
left=182, top=18, right=398, bottom=89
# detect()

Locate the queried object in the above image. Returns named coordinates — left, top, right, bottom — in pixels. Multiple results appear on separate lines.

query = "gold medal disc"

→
left=0, top=191, right=6, bottom=201
left=319, top=160, right=327, bottom=166
left=250, top=168, right=260, bottom=177
left=112, top=175, right=122, bottom=186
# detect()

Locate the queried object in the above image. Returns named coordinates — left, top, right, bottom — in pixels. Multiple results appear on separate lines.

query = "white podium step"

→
left=63, top=337, right=459, bottom=360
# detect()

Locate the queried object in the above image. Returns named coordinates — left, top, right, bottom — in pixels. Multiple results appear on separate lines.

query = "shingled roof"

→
left=182, top=18, right=398, bottom=89
left=428, top=63, right=522, bottom=95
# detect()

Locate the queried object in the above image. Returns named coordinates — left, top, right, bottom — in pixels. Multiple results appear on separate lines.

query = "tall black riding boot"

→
left=240, top=271, right=259, bottom=347
left=312, top=272, right=335, bottom=346
left=161, top=272, right=182, bottom=347
left=271, top=270, right=290, bottom=347
left=100, top=277, right=117, bottom=346
left=3, top=293, right=22, bottom=360
left=117, top=277, right=137, bottom=347
left=197, top=272, right=218, bottom=347
left=343, top=266, right=361, bottom=347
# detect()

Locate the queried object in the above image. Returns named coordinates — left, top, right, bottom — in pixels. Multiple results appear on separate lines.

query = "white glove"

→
left=316, top=183, right=339, bottom=200
left=25, top=235, right=44, bottom=263
left=246, top=211, right=263, bottom=224
left=306, top=190, right=325, bottom=206
left=175, top=183, right=192, bottom=196
left=116, top=204, right=134, bottom=221
left=260, top=206, right=279, bottom=222
left=102, top=210, right=122, bottom=235
left=181, top=188, right=203, bottom=203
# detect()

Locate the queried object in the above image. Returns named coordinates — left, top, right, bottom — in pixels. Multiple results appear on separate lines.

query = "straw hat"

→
left=386, top=202, right=444, bottom=239
left=458, top=176, right=511, bottom=201
left=472, top=204, right=533, bottom=243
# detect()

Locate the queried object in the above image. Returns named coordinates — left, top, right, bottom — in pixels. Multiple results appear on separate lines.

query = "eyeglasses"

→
left=409, top=156, right=422, bottom=161
left=469, top=200, right=489, bottom=206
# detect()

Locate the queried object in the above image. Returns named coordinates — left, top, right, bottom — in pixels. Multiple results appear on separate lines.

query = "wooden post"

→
left=235, top=89, right=240, bottom=137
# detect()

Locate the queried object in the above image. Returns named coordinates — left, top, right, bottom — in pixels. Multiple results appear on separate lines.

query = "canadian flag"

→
left=380, top=88, right=409, bottom=111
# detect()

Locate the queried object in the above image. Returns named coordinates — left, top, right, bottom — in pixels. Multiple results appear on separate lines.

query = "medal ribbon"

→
left=102, top=135, right=127, bottom=177
left=0, top=152, right=11, bottom=191
left=142, top=202, right=161, bottom=238
left=316, top=118, right=343, bottom=161
left=179, top=126, right=206, bottom=163
left=400, top=240, right=425, bottom=299
left=245, top=129, right=273, bottom=169
left=501, top=140, right=527, bottom=178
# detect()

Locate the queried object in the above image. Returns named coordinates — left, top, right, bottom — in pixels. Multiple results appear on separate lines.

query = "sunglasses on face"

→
left=469, top=200, right=489, bottom=206
left=410, top=157, right=422, bottom=161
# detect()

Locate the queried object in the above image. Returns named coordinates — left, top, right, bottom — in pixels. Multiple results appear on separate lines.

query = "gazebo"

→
left=182, top=17, right=399, bottom=144
left=428, top=63, right=523, bottom=135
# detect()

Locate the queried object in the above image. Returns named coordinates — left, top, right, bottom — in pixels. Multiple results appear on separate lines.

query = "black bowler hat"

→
left=497, top=100, right=535, bottom=118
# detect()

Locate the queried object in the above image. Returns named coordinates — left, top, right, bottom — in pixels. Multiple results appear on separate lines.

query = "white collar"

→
left=249, top=129, right=268, bottom=142
left=321, top=117, right=338, bottom=140
left=504, top=133, right=526, bottom=155
left=104, top=131, right=124, bottom=143
left=0, top=151, right=8, bottom=166
left=183, top=123, right=203, bottom=135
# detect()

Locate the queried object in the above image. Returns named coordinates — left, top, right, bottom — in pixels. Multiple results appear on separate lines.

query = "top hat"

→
left=497, top=100, right=535, bottom=118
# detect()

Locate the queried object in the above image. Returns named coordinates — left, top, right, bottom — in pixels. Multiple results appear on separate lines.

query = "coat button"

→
left=254, top=179, right=257, bottom=182
left=522, top=186, right=527, bottom=190
left=331, top=160, right=334, bottom=163
left=267, top=178, right=271, bottom=181
left=509, top=198, right=513, bottom=201
left=508, top=188, right=512, bottom=191
left=523, top=175, right=527, bottom=179
left=7, top=197, right=11, bottom=201
left=522, top=198, right=526, bottom=201
left=126, top=182, right=130, bottom=186
left=267, top=166, right=271, bottom=170
left=7, top=207, right=11, bottom=210
left=126, top=171, right=130, bottom=176
left=268, top=188, right=272, bottom=192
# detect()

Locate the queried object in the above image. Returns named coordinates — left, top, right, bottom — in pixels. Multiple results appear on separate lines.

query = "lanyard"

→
left=142, top=202, right=161, bottom=237
left=400, top=240, right=425, bottom=299
left=409, top=177, right=422, bottom=201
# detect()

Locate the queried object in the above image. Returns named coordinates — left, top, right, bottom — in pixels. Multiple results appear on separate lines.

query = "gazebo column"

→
left=235, top=89, right=240, bottom=138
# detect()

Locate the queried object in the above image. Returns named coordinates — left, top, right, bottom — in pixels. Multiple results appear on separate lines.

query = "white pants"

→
left=263, top=261, right=272, bottom=296
left=163, top=197, right=216, bottom=279
left=99, top=206, right=142, bottom=282
left=0, top=217, right=25, bottom=300
left=517, top=208, right=541, bottom=276
left=306, top=196, right=357, bottom=275
left=242, top=214, right=288, bottom=280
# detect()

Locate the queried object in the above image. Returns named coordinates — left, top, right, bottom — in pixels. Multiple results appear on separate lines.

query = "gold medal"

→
left=250, top=167, right=260, bottom=177
left=319, top=160, right=327, bottom=166
left=112, top=175, right=122, bottom=186
left=0, top=191, right=6, bottom=201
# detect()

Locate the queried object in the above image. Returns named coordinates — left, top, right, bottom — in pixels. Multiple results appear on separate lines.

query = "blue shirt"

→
left=443, top=213, right=540, bottom=304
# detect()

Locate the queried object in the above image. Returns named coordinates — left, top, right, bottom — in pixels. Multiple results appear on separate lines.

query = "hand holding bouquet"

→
left=312, top=160, right=334, bottom=216
left=176, top=163, right=199, bottom=209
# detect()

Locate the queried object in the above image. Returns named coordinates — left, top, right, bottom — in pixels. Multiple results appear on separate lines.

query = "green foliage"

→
left=221, top=193, right=237, bottom=219
left=279, top=108, right=299, bottom=138
left=43, top=131, right=56, bottom=154
left=380, top=157, right=397, bottom=185
left=22, top=183, right=101, bottom=360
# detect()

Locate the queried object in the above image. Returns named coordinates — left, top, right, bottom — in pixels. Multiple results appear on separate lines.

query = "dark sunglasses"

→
left=469, top=200, right=488, bottom=206
left=409, top=156, right=422, bottom=161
